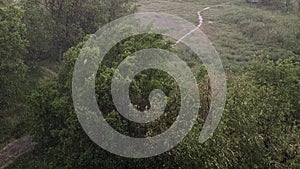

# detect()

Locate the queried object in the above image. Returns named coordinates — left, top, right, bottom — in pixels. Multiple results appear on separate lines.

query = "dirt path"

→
left=41, top=66, right=58, bottom=77
left=0, top=136, right=36, bottom=169
left=176, top=2, right=231, bottom=45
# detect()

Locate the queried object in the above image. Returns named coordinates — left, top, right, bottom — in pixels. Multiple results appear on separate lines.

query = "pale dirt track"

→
left=0, top=136, right=36, bottom=169
left=176, top=2, right=231, bottom=44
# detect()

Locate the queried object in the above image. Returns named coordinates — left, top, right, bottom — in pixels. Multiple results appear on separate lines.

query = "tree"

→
left=25, top=32, right=179, bottom=168
left=0, top=2, right=28, bottom=114
left=0, top=1, right=28, bottom=142
left=22, top=0, right=137, bottom=61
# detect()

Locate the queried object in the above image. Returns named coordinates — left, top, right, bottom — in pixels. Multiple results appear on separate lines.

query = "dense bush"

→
left=9, top=33, right=299, bottom=168
left=0, top=1, right=28, bottom=143
left=21, top=0, right=137, bottom=62
left=2, top=1, right=299, bottom=168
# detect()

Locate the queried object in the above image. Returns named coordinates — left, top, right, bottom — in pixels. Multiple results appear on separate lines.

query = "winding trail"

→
left=41, top=66, right=58, bottom=77
left=0, top=136, right=36, bottom=169
left=0, top=67, right=56, bottom=169
left=175, top=2, right=231, bottom=45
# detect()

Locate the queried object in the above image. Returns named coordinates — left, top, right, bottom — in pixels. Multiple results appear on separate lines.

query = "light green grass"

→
left=138, top=0, right=300, bottom=71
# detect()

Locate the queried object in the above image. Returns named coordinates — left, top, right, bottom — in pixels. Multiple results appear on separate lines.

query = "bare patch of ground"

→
left=0, top=136, right=36, bottom=169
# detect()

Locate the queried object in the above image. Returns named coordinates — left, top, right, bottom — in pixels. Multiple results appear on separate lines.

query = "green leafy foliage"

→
left=2, top=1, right=299, bottom=168
left=0, top=1, right=28, bottom=143
left=21, top=0, right=137, bottom=61
left=10, top=31, right=299, bottom=168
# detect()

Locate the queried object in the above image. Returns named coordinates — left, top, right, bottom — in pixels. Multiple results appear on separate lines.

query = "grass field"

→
left=138, top=0, right=300, bottom=71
